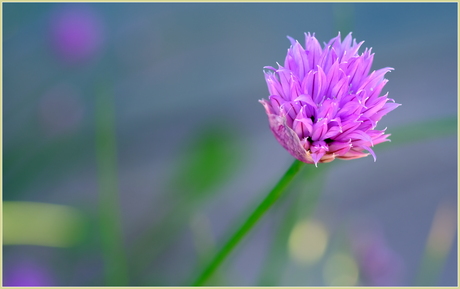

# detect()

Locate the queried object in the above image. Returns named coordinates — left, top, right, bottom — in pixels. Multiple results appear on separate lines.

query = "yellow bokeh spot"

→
left=323, top=253, right=359, bottom=286
left=3, top=201, right=86, bottom=247
left=288, top=219, right=328, bottom=265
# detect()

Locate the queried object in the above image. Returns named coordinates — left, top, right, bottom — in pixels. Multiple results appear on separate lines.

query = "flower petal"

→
left=263, top=110, right=316, bottom=164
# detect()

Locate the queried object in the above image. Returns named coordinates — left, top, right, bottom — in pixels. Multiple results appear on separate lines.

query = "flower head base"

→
left=260, top=32, right=400, bottom=166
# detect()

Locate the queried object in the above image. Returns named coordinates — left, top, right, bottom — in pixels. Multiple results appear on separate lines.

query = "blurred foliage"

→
left=3, top=201, right=87, bottom=247
left=95, top=84, right=129, bottom=285
left=383, top=116, right=457, bottom=148
left=170, top=124, right=242, bottom=198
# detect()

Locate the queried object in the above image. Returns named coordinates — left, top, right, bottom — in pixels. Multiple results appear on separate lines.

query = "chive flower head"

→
left=260, top=32, right=400, bottom=165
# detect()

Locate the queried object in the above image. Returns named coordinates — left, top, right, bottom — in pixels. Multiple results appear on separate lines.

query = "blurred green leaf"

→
left=171, top=124, right=242, bottom=197
left=380, top=116, right=457, bottom=148
left=3, top=201, right=87, bottom=247
left=95, top=84, right=129, bottom=286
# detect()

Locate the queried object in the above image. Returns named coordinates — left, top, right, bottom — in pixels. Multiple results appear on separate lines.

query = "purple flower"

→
left=260, top=32, right=400, bottom=166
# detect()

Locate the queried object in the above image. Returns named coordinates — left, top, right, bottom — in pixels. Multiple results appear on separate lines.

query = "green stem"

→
left=192, top=159, right=306, bottom=286
left=95, top=85, right=129, bottom=285
left=258, top=165, right=328, bottom=285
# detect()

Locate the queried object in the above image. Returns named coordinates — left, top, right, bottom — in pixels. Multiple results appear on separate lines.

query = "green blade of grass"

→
left=95, top=84, right=129, bottom=286
left=379, top=116, right=457, bottom=149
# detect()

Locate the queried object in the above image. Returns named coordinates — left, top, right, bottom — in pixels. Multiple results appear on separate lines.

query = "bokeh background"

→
left=2, top=2, right=457, bottom=286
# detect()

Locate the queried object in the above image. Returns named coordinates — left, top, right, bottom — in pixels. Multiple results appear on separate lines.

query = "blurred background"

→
left=2, top=2, right=457, bottom=286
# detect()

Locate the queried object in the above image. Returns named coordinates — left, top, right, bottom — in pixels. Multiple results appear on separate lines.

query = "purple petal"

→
left=323, top=124, right=342, bottom=139
left=337, top=148, right=369, bottom=160
left=310, top=140, right=329, bottom=166
left=293, top=108, right=314, bottom=138
left=265, top=112, right=316, bottom=164
left=328, top=140, right=352, bottom=155
left=311, top=117, right=329, bottom=140
left=304, top=32, right=322, bottom=69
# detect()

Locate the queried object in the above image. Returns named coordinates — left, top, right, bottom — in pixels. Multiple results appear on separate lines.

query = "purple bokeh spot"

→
left=351, top=221, right=405, bottom=286
left=3, top=260, right=54, bottom=286
left=49, top=5, right=104, bottom=64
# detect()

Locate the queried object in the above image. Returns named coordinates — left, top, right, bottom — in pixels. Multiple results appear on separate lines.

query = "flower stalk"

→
left=193, top=159, right=306, bottom=286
